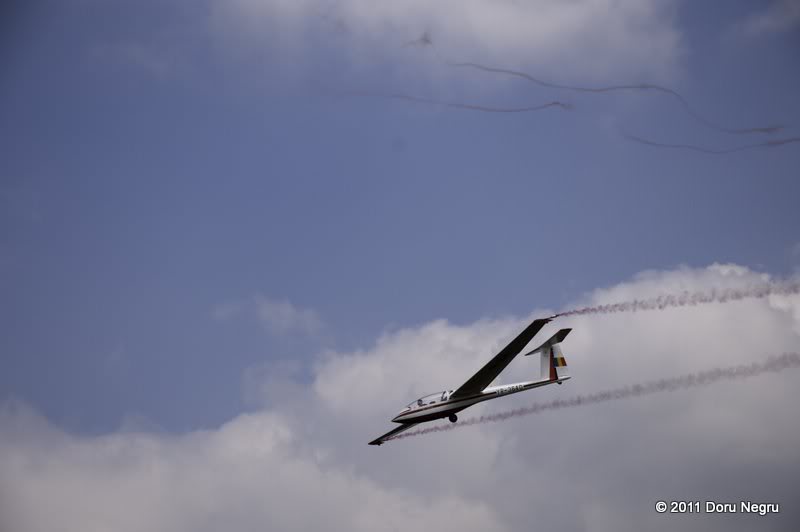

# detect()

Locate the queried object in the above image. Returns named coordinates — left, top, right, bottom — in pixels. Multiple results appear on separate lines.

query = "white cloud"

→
left=740, top=0, right=800, bottom=36
left=97, top=0, right=685, bottom=95
left=3, top=264, right=800, bottom=531
left=213, top=0, right=684, bottom=82
left=212, top=295, right=323, bottom=336
left=254, top=295, right=323, bottom=335
left=0, top=402, right=504, bottom=532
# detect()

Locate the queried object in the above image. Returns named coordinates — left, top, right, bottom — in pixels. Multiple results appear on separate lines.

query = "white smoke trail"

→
left=554, top=281, right=800, bottom=318
left=390, top=352, right=800, bottom=442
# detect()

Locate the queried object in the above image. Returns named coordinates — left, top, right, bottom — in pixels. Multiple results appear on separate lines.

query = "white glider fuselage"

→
left=391, top=376, right=571, bottom=424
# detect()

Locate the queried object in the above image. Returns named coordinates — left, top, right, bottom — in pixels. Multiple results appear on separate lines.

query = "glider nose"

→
left=392, top=408, right=410, bottom=423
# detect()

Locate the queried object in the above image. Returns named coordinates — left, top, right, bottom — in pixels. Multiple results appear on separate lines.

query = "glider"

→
left=369, top=317, right=571, bottom=445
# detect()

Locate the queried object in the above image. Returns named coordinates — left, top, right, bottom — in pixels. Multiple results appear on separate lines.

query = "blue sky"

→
left=2, top=0, right=799, bottom=433
left=1, top=3, right=800, bottom=530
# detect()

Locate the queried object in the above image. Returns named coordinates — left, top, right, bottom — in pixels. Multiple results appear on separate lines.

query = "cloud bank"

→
left=214, top=0, right=684, bottom=81
left=3, top=263, right=800, bottom=531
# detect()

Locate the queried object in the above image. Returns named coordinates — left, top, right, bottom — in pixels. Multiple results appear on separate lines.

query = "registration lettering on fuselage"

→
left=496, top=383, right=525, bottom=395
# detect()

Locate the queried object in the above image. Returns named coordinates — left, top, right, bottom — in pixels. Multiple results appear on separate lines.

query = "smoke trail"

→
left=554, top=281, right=800, bottom=318
left=449, top=62, right=784, bottom=136
left=390, top=352, right=800, bottom=442
left=403, top=30, right=433, bottom=48
left=622, top=131, right=800, bottom=155
left=334, top=88, right=572, bottom=114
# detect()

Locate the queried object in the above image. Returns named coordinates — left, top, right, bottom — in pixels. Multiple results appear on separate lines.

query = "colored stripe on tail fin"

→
left=549, top=344, right=569, bottom=381
left=524, top=328, right=571, bottom=382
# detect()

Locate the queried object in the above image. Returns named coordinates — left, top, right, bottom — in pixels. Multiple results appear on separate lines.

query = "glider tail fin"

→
left=524, top=328, right=571, bottom=382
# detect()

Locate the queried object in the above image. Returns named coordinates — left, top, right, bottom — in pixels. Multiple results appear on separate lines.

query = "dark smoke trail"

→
left=337, top=88, right=571, bottom=114
left=554, top=281, right=800, bottom=318
left=403, top=30, right=433, bottom=48
left=390, top=352, right=800, bottom=442
left=449, top=62, right=784, bottom=136
left=622, top=131, right=800, bottom=155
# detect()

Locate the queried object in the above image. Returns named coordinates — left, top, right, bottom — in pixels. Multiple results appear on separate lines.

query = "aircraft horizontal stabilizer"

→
left=523, top=328, right=571, bottom=356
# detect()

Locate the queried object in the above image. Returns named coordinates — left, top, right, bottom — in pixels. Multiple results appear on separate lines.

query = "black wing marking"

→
left=450, top=318, right=552, bottom=399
